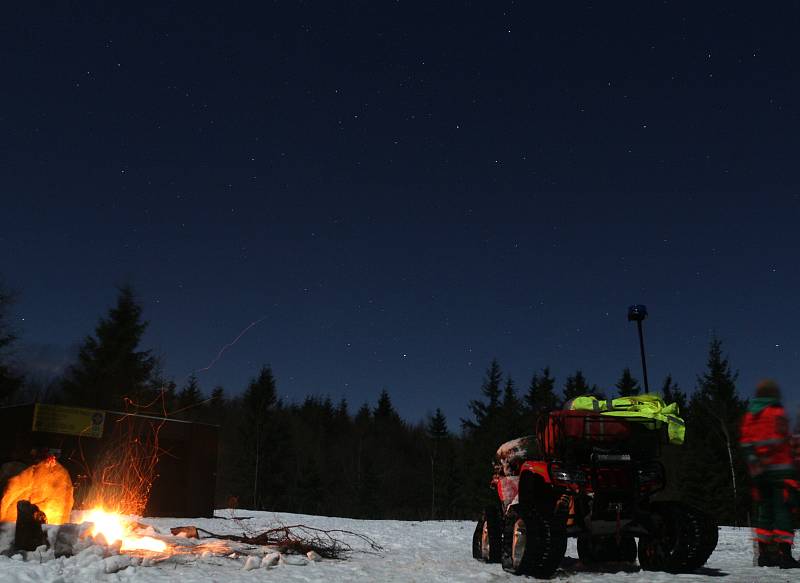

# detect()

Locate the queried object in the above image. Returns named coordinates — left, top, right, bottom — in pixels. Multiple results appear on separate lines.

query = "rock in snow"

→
left=242, top=555, right=260, bottom=570
left=261, top=552, right=281, bottom=567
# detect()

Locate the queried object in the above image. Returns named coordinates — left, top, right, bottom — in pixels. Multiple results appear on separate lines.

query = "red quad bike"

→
left=472, top=412, right=718, bottom=578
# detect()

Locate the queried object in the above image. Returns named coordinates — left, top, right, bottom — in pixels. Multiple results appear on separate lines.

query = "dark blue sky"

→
left=3, top=2, right=799, bottom=424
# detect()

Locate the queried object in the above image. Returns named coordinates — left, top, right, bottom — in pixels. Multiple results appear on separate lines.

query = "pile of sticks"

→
left=170, top=523, right=383, bottom=559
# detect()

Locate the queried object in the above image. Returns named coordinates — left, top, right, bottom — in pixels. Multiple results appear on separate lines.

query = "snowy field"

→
left=0, top=510, right=797, bottom=582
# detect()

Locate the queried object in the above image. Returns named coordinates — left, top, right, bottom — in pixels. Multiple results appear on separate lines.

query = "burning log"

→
left=14, top=500, right=47, bottom=551
left=0, top=457, right=73, bottom=525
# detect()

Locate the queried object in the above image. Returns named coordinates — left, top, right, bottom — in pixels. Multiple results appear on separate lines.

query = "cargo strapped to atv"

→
left=565, top=394, right=685, bottom=445
left=536, top=410, right=662, bottom=462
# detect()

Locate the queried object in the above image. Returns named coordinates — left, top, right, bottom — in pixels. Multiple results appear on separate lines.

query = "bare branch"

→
left=170, top=523, right=384, bottom=559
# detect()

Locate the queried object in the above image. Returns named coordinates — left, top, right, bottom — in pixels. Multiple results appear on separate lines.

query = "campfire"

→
left=0, top=458, right=382, bottom=575
left=0, top=406, right=177, bottom=558
left=0, top=405, right=382, bottom=572
left=0, top=456, right=170, bottom=557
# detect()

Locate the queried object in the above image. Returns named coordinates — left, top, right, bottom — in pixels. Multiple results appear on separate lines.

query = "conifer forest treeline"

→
left=0, top=284, right=764, bottom=525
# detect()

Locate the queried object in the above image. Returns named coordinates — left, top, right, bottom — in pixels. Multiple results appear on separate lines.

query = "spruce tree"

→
left=660, top=374, right=687, bottom=412
left=465, top=359, right=503, bottom=430
left=239, top=366, right=282, bottom=509
left=500, top=376, right=524, bottom=439
left=524, top=367, right=559, bottom=413
left=177, top=374, right=203, bottom=419
left=501, top=377, right=518, bottom=409
left=62, top=285, right=155, bottom=409
left=615, top=367, right=640, bottom=397
left=427, top=408, right=448, bottom=439
left=563, top=369, right=592, bottom=402
left=210, top=386, right=225, bottom=408
left=374, top=389, right=402, bottom=424
left=199, top=385, right=226, bottom=425
left=160, top=379, right=178, bottom=414
left=522, top=367, right=559, bottom=435
left=352, top=402, right=374, bottom=515
left=355, top=402, right=371, bottom=427
left=460, top=360, right=511, bottom=512
left=682, top=338, right=747, bottom=525
left=371, top=389, right=419, bottom=516
left=427, top=408, right=449, bottom=518
left=696, top=338, right=741, bottom=405
left=336, top=398, right=349, bottom=420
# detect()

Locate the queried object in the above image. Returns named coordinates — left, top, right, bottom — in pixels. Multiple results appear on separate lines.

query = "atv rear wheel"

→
left=472, top=506, right=502, bottom=563
left=577, top=534, right=637, bottom=564
left=501, top=505, right=566, bottom=578
left=638, top=502, right=718, bottom=573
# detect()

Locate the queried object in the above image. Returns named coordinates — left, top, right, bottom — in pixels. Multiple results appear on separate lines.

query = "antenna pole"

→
left=627, top=305, right=650, bottom=394
left=636, top=319, right=649, bottom=393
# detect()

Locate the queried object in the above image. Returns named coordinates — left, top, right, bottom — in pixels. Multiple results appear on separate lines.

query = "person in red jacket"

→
left=740, top=379, right=800, bottom=568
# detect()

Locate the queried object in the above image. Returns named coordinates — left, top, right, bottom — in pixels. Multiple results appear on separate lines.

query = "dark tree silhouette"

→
left=615, top=367, right=640, bottom=397
left=239, top=366, right=283, bottom=509
left=660, top=374, right=687, bottom=412
left=62, top=285, right=155, bottom=409
left=176, top=374, right=204, bottom=419
left=427, top=408, right=448, bottom=439
left=427, top=408, right=449, bottom=518
left=374, top=389, right=402, bottom=424
left=563, top=369, right=592, bottom=402
left=464, top=359, right=503, bottom=430
left=524, top=366, right=559, bottom=413
left=681, top=338, right=747, bottom=525
left=210, top=386, right=225, bottom=408
left=500, top=376, right=525, bottom=437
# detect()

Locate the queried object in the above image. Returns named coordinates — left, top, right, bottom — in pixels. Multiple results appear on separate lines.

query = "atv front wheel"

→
left=501, top=505, right=566, bottom=578
left=472, top=506, right=502, bottom=563
left=638, top=502, right=718, bottom=573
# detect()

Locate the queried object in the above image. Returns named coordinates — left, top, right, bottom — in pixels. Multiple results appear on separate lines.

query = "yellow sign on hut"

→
left=32, top=403, right=106, bottom=438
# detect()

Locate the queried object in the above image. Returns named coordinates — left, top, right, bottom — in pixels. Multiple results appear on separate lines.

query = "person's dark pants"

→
left=753, top=473, right=798, bottom=546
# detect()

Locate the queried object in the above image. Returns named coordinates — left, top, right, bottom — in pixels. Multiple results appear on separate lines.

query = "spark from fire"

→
left=78, top=397, right=165, bottom=517
left=194, top=316, right=266, bottom=374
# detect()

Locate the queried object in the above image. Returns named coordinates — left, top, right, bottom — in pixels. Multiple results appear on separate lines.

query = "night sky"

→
left=3, top=3, right=800, bottom=423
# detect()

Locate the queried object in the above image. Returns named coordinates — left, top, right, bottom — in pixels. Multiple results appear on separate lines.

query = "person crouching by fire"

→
left=740, top=379, right=800, bottom=568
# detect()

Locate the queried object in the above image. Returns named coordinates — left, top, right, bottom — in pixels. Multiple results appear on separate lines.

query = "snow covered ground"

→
left=0, top=510, right=797, bottom=582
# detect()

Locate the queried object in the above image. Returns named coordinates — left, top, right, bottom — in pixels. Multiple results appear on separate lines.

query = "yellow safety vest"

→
left=566, top=394, right=685, bottom=445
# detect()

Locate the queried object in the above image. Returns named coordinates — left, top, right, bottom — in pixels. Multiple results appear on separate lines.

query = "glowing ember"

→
left=83, top=508, right=168, bottom=553
left=122, top=535, right=168, bottom=553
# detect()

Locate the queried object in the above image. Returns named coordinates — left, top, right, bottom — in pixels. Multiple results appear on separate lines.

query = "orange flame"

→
left=0, top=457, right=73, bottom=524
left=83, top=508, right=168, bottom=553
